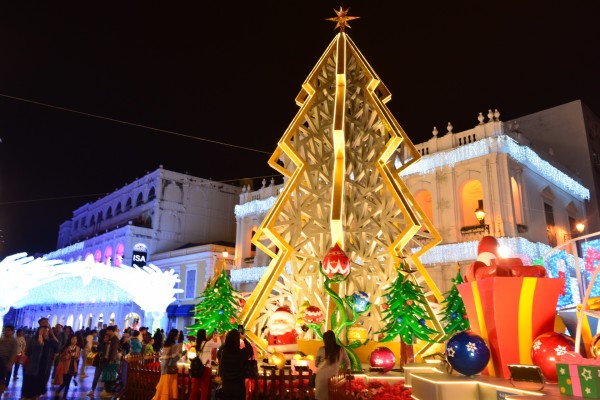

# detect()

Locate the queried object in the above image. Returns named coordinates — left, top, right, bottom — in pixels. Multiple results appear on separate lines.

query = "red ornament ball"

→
left=381, top=304, right=389, bottom=310
left=406, top=300, right=413, bottom=306
left=531, top=332, right=575, bottom=382
left=369, top=347, right=396, bottom=373
left=304, top=305, right=324, bottom=325
left=238, top=298, right=247, bottom=308
left=229, top=317, right=237, bottom=324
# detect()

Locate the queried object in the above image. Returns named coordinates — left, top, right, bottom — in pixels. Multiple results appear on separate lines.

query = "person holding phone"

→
left=217, top=329, right=253, bottom=400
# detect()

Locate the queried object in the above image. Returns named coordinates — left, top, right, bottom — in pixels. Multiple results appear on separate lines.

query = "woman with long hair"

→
left=54, top=335, right=81, bottom=397
left=152, top=328, right=183, bottom=400
left=21, top=325, right=59, bottom=400
left=217, top=329, right=253, bottom=400
left=188, top=330, right=214, bottom=400
left=314, top=330, right=350, bottom=400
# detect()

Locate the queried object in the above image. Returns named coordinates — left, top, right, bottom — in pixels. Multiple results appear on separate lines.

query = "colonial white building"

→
left=231, top=105, right=597, bottom=293
left=15, top=167, right=241, bottom=331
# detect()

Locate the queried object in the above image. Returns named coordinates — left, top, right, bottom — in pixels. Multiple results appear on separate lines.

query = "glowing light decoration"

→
left=399, top=135, right=590, bottom=201
left=234, top=196, right=278, bottom=219
left=0, top=253, right=182, bottom=321
left=413, top=237, right=551, bottom=266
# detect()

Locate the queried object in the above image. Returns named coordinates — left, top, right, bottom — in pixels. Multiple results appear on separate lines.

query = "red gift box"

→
left=458, top=277, right=564, bottom=378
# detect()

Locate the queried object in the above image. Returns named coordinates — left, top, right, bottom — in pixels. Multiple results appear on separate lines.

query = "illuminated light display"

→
left=0, top=253, right=182, bottom=320
left=399, top=135, right=590, bottom=201
left=412, top=237, right=551, bottom=265
left=234, top=196, right=277, bottom=219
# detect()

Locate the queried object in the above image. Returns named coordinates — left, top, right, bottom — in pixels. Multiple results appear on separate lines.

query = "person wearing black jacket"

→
left=217, top=329, right=253, bottom=400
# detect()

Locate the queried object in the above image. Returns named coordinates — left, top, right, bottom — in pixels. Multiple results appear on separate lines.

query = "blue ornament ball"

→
left=396, top=317, right=402, bottom=323
left=218, top=309, right=224, bottom=315
left=352, top=291, right=371, bottom=313
left=445, top=331, right=490, bottom=376
left=419, top=319, right=426, bottom=326
left=451, top=312, right=457, bottom=319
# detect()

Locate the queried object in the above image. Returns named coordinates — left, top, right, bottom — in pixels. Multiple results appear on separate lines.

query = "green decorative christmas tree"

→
left=378, top=267, right=439, bottom=344
left=440, top=270, right=470, bottom=338
left=187, top=270, right=241, bottom=336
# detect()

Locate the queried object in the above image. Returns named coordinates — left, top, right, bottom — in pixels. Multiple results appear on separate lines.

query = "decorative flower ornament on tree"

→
left=322, top=243, right=351, bottom=280
left=304, top=305, right=324, bottom=325
left=350, top=291, right=371, bottom=313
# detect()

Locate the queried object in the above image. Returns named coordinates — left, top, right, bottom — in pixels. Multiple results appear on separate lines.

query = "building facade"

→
left=15, top=168, right=241, bottom=330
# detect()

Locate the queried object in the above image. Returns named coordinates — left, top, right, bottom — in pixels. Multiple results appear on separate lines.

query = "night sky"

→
left=0, top=2, right=598, bottom=257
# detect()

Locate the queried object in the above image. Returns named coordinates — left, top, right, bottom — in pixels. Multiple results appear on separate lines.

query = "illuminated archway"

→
left=0, top=253, right=182, bottom=332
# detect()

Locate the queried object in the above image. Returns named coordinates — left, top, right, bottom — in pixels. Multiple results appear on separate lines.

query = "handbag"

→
left=17, top=354, right=29, bottom=367
left=165, top=346, right=179, bottom=374
left=189, top=357, right=204, bottom=378
left=86, top=351, right=98, bottom=367
left=244, top=356, right=259, bottom=380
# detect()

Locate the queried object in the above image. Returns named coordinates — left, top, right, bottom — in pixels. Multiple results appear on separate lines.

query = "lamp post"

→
left=474, top=208, right=490, bottom=234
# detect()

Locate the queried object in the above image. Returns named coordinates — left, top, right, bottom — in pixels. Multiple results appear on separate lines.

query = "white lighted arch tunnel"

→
left=0, top=253, right=183, bottom=331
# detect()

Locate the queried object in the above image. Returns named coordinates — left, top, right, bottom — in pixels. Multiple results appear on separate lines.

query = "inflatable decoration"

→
left=458, top=236, right=564, bottom=378
left=369, top=347, right=396, bottom=373
left=303, top=305, right=324, bottom=325
left=322, top=243, right=351, bottom=279
left=531, top=332, right=575, bottom=382
left=351, top=291, right=370, bottom=313
left=445, top=331, right=490, bottom=376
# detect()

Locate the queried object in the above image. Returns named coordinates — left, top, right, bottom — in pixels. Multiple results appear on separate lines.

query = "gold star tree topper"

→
left=326, top=6, right=359, bottom=31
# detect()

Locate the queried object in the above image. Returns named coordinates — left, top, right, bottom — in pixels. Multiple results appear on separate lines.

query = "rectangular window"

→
left=185, top=269, right=197, bottom=299
left=544, top=202, right=557, bottom=247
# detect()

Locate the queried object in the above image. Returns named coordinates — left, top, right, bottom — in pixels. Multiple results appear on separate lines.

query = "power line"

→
left=0, top=173, right=284, bottom=207
left=0, top=93, right=272, bottom=155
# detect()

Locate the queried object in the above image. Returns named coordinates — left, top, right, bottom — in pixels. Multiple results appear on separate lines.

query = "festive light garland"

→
left=412, top=237, right=551, bottom=265
left=234, top=196, right=278, bottom=218
left=399, top=135, right=590, bottom=201
left=230, top=264, right=292, bottom=283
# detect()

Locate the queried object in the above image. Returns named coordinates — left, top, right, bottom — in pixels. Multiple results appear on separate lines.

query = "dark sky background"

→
left=0, top=1, right=598, bottom=257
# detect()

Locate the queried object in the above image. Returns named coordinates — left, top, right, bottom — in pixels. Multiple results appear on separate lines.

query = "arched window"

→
left=414, top=190, right=434, bottom=227
left=115, top=243, right=125, bottom=267
left=90, top=215, right=96, bottom=226
left=250, top=229, right=257, bottom=253
left=104, top=246, right=113, bottom=265
left=125, top=198, right=132, bottom=211
left=461, top=179, right=484, bottom=226
left=115, top=203, right=122, bottom=215
left=94, top=249, right=102, bottom=263
left=147, top=187, right=156, bottom=202
left=511, top=177, right=523, bottom=225
left=136, top=193, right=144, bottom=207
left=106, top=207, right=113, bottom=218
left=97, top=211, right=103, bottom=224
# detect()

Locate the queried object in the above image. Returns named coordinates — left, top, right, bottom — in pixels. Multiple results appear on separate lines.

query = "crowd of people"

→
left=0, top=318, right=169, bottom=399
left=1, top=320, right=350, bottom=400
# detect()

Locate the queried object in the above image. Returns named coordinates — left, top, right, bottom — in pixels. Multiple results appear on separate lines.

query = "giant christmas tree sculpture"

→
left=239, top=8, right=445, bottom=358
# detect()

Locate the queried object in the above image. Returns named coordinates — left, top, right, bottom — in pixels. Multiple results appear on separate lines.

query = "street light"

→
left=564, top=222, right=585, bottom=241
left=474, top=208, right=490, bottom=234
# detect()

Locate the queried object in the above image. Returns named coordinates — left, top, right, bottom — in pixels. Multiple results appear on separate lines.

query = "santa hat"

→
left=269, top=306, right=296, bottom=326
left=477, top=235, right=498, bottom=266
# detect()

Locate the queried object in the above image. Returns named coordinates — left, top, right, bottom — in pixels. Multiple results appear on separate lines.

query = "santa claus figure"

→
left=266, top=306, right=299, bottom=360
